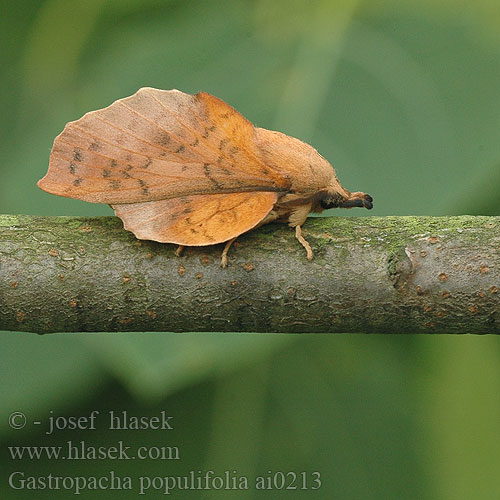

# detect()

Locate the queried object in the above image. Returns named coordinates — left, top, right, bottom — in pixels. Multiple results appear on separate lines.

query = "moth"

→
left=38, top=88, right=372, bottom=267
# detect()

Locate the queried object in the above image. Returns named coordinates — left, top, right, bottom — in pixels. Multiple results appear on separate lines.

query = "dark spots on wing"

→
left=156, top=131, right=171, bottom=147
left=261, top=167, right=271, bottom=175
left=120, top=170, right=131, bottom=178
left=202, top=127, right=210, bottom=138
left=209, top=125, right=216, bottom=132
left=137, top=178, right=149, bottom=196
left=181, top=165, right=188, bottom=172
left=219, top=139, right=229, bottom=151
left=183, top=207, right=193, bottom=214
left=190, top=228, right=198, bottom=234
left=190, top=138, right=199, bottom=147
left=89, top=142, right=101, bottom=152
left=203, top=163, right=222, bottom=189
left=109, top=180, right=121, bottom=190
left=221, top=112, right=231, bottom=119
left=143, top=157, right=152, bottom=168
left=73, top=148, right=83, bottom=162
left=125, top=164, right=133, bottom=171
left=124, top=154, right=132, bottom=162
left=216, top=156, right=224, bottom=165
left=110, top=159, right=118, bottom=168
left=69, top=162, right=77, bottom=174
left=102, top=169, right=111, bottom=178
left=221, top=168, right=233, bottom=176
left=73, top=178, right=83, bottom=187
left=175, top=144, right=185, bottom=154
left=229, top=146, right=239, bottom=157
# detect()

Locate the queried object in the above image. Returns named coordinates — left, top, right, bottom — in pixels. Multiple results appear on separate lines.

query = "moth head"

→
left=317, top=190, right=373, bottom=211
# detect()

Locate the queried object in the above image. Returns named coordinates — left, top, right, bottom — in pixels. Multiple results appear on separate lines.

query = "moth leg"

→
left=175, top=245, right=185, bottom=257
left=220, top=237, right=237, bottom=268
left=295, top=225, right=313, bottom=261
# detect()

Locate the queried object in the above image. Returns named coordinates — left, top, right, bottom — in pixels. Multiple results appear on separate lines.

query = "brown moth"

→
left=38, top=88, right=373, bottom=267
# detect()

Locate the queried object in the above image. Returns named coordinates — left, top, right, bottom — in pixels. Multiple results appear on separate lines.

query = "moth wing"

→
left=38, top=88, right=288, bottom=204
left=112, top=191, right=278, bottom=245
left=255, top=127, right=337, bottom=195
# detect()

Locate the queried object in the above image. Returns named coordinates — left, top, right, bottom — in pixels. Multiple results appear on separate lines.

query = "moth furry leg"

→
left=295, top=225, right=313, bottom=260
left=175, top=245, right=185, bottom=257
left=220, top=211, right=277, bottom=268
left=220, top=237, right=237, bottom=268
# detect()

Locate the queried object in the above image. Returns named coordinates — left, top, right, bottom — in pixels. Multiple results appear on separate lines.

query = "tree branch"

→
left=1, top=215, right=498, bottom=334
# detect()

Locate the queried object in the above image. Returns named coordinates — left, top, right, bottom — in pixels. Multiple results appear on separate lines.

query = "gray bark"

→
left=0, top=215, right=498, bottom=334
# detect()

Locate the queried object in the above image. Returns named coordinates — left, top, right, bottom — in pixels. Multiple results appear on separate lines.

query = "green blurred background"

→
left=1, top=0, right=500, bottom=498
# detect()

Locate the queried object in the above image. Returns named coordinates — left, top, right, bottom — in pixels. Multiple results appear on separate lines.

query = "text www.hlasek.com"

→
left=8, top=441, right=179, bottom=461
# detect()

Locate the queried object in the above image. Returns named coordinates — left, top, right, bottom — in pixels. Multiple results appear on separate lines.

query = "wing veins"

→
left=201, top=195, right=255, bottom=225
left=145, top=90, right=281, bottom=178
left=53, top=140, right=185, bottom=180
left=50, top=148, right=286, bottom=198
left=71, top=124, right=176, bottom=173
left=117, top=101, right=210, bottom=163
left=91, top=114, right=174, bottom=156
